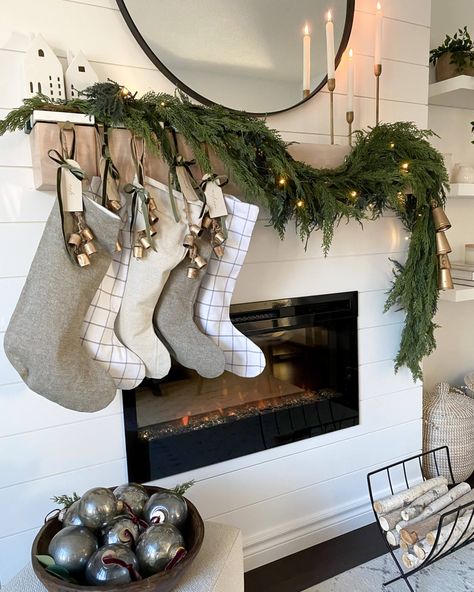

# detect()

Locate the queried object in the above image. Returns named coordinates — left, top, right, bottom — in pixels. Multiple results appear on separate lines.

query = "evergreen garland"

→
left=0, top=81, right=450, bottom=380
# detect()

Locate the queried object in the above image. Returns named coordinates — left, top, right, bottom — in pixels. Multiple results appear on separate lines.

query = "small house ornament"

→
left=65, top=50, right=99, bottom=100
left=24, top=34, right=64, bottom=99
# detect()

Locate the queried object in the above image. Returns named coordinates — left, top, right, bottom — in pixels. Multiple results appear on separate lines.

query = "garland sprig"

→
left=0, top=82, right=450, bottom=380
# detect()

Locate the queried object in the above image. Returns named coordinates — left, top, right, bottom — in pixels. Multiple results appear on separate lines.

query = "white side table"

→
left=3, top=521, right=244, bottom=592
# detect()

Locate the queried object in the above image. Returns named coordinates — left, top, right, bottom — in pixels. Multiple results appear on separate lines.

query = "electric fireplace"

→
left=123, top=291, right=359, bottom=481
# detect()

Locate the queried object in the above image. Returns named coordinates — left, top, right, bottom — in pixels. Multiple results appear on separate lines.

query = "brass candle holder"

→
left=374, top=63, right=382, bottom=126
left=346, top=111, right=354, bottom=146
left=303, top=89, right=310, bottom=98
left=328, top=78, right=336, bottom=145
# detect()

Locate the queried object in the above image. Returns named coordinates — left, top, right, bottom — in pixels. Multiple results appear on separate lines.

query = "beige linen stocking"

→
left=115, top=178, right=200, bottom=379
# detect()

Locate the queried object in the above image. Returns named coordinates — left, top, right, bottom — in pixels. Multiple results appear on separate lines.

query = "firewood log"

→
left=386, top=528, right=400, bottom=546
left=426, top=511, right=474, bottom=547
left=413, top=539, right=432, bottom=560
left=401, top=552, right=421, bottom=569
left=399, top=538, right=411, bottom=552
left=373, top=477, right=448, bottom=514
left=400, top=488, right=474, bottom=545
left=379, top=509, right=404, bottom=531
left=400, top=484, right=448, bottom=520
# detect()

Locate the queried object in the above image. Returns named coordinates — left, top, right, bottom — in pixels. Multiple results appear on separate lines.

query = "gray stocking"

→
left=153, top=239, right=225, bottom=378
left=4, top=197, right=121, bottom=412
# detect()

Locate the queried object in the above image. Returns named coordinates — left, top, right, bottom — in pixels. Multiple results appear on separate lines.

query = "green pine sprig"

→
left=51, top=492, right=80, bottom=509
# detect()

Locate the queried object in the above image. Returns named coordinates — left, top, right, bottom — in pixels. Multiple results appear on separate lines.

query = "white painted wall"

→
left=0, top=0, right=429, bottom=584
left=423, top=0, right=474, bottom=392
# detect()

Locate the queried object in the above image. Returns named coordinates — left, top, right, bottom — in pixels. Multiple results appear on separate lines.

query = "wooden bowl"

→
left=31, top=485, right=205, bottom=592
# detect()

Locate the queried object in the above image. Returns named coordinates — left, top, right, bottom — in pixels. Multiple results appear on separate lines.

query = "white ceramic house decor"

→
left=24, top=34, right=64, bottom=99
left=65, top=50, right=99, bottom=100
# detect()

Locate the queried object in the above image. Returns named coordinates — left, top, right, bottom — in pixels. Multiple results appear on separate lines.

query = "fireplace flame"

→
left=181, top=415, right=189, bottom=426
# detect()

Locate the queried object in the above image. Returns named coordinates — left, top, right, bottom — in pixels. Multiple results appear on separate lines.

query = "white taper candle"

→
left=375, top=2, right=382, bottom=66
left=347, top=48, right=354, bottom=111
left=326, top=11, right=335, bottom=79
left=303, top=24, right=311, bottom=92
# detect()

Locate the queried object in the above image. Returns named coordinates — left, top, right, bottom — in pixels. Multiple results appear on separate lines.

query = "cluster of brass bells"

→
left=133, top=196, right=159, bottom=259
left=184, top=222, right=208, bottom=279
left=432, top=204, right=453, bottom=290
left=204, top=214, right=226, bottom=258
left=68, top=213, right=97, bottom=267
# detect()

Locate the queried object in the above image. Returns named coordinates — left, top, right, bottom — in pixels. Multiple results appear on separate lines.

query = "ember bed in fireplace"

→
left=123, top=292, right=359, bottom=481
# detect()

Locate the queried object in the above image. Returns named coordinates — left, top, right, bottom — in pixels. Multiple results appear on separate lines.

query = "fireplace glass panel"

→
left=123, top=292, right=359, bottom=481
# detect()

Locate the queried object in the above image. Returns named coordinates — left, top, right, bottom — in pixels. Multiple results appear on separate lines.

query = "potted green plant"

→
left=430, top=26, right=474, bottom=82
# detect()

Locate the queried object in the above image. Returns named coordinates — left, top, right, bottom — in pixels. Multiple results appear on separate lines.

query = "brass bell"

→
left=439, top=254, right=451, bottom=269
left=68, top=233, right=82, bottom=247
left=187, top=266, right=199, bottom=279
left=189, top=224, right=203, bottom=237
left=213, top=231, right=225, bottom=245
left=81, top=227, right=94, bottom=241
left=133, top=245, right=144, bottom=259
left=435, top=231, right=452, bottom=255
left=201, top=215, right=213, bottom=229
left=213, top=244, right=225, bottom=258
left=149, top=209, right=160, bottom=224
left=432, top=206, right=451, bottom=232
left=83, top=241, right=97, bottom=256
left=438, top=268, right=454, bottom=290
left=77, top=252, right=90, bottom=267
left=148, top=197, right=157, bottom=211
left=108, top=199, right=122, bottom=212
left=194, top=255, right=207, bottom=269
left=115, top=241, right=122, bottom=252
left=140, top=235, right=152, bottom=249
left=150, top=221, right=159, bottom=236
left=183, top=234, right=194, bottom=248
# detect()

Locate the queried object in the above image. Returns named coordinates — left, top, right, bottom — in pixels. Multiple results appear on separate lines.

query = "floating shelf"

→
left=429, top=75, right=474, bottom=109
left=447, top=183, right=474, bottom=199
left=439, top=285, right=474, bottom=302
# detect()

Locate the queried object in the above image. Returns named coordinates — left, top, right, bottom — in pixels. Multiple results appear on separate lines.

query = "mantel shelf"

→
left=439, top=285, right=474, bottom=302
left=429, top=75, right=474, bottom=109
left=447, top=183, right=474, bottom=199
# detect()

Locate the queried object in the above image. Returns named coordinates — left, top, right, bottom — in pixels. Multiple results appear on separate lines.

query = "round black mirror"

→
left=116, top=0, right=355, bottom=114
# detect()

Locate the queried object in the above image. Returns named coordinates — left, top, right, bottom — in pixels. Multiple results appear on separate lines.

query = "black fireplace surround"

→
left=123, top=292, right=359, bottom=482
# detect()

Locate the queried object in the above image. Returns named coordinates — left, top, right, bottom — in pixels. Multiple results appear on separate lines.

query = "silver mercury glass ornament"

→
left=48, top=525, right=98, bottom=577
left=85, top=543, right=139, bottom=585
left=60, top=499, right=84, bottom=527
left=78, top=487, right=122, bottom=530
left=136, top=523, right=185, bottom=576
left=113, top=483, right=149, bottom=517
left=143, top=492, right=188, bottom=530
left=101, top=515, right=140, bottom=547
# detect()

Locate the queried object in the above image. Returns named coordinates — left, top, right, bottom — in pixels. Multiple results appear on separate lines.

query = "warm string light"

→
left=349, top=190, right=358, bottom=200
left=278, top=176, right=286, bottom=186
left=401, top=162, right=410, bottom=172
left=389, top=142, right=395, bottom=149
left=296, top=199, right=305, bottom=208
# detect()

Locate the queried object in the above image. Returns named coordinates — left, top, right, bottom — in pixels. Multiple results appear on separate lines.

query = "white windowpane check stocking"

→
left=194, top=195, right=266, bottom=377
left=81, top=215, right=146, bottom=390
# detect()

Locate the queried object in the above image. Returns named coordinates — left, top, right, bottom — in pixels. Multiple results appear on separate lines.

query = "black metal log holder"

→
left=367, top=446, right=474, bottom=591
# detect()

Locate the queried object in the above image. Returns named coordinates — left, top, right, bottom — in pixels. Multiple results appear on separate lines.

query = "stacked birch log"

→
left=373, top=477, right=474, bottom=570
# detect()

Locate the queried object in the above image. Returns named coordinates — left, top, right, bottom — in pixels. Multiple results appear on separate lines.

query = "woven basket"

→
left=423, top=382, right=474, bottom=482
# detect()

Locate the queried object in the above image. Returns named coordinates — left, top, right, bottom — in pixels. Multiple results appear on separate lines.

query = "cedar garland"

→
left=0, top=81, right=450, bottom=380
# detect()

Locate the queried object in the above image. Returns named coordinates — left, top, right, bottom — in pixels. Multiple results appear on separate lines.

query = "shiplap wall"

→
left=0, top=0, right=430, bottom=583
left=423, top=0, right=474, bottom=392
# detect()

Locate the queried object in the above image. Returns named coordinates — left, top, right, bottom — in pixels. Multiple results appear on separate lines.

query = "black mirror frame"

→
left=116, top=0, right=356, bottom=116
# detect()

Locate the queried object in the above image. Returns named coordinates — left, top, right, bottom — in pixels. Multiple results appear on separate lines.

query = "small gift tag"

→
left=131, top=175, right=147, bottom=231
left=175, top=166, right=200, bottom=203
left=204, top=179, right=228, bottom=218
left=61, top=159, right=83, bottom=212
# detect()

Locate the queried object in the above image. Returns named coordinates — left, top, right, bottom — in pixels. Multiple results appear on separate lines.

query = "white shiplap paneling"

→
left=0, top=0, right=429, bottom=584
